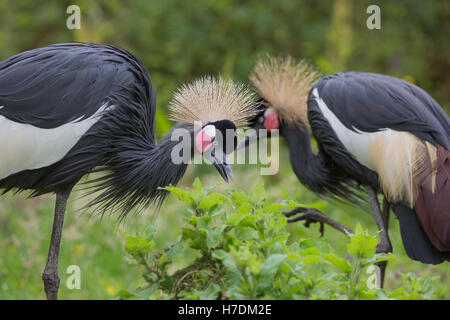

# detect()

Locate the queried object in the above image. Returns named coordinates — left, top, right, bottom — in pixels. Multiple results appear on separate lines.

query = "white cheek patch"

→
left=264, top=107, right=277, bottom=116
left=201, top=125, right=216, bottom=152
left=203, top=125, right=216, bottom=140
left=195, top=124, right=216, bottom=153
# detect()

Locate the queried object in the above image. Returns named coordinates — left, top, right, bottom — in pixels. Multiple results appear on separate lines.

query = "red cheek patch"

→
left=195, top=130, right=212, bottom=153
left=264, top=113, right=279, bottom=130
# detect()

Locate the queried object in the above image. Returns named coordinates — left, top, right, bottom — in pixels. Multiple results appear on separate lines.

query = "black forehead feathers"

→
left=208, top=119, right=238, bottom=153
left=255, top=96, right=268, bottom=108
left=209, top=119, right=236, bottom=134
left=247, top=97, right=268, bottom=125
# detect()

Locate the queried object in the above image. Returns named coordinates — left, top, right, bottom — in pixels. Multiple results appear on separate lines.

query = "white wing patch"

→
left=0, top=104, right=110, bottom=180
left=312, top=88, right=386, bottom=170
left=312, top=88, right=436, bottom=208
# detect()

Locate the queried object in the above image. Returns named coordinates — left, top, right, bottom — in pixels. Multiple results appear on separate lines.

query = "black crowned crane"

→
left=0, top=43, right=256, bottom=299
left=239, top=56, right=450, bottom=286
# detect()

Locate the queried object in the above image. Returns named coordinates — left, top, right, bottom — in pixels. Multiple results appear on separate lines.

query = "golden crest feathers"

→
left=250, top=55, right=320, bottom=126
left=169, top=75, right=258, bottom=128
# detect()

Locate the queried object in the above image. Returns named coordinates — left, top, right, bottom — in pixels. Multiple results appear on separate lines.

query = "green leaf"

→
left=235, top=226, right=259, bottom=241
left=191, top=178, right=204, bottom=203
left=197, top=215, right=212, bottom=229
left=158, top=253, right=168, bottom=266
left=189, top=284, right=222, bottom=300
left=231, top=192, right=250, bottom=206
left=229, top=246, right=261, bottom=275
left=250, top=180, right=265, bottom=203
left=116, top=289, right=136, bottom=299
left=204, top=182, right=222, bottom=194
left=366, top=252, right=396, bottom=266
left=299, top=255, right=323, bottom=265
left=268, top=215, right=287, bottom=232
left=145, top=225, right=157, bottom=239
left=134, top=285, right=160, bottom=299
left=226, top=212, right=244, bottom=226
left=121, top=178, right=440, bottom=300
left=263, top=202, right=289, bottom=213
left=182, top=227, right=197, bottom=240
left=165, top=186, right=195, bottom=207
left=260, top=254, right=287, bottom=276
left=286, top=199, right=303, bottom=207
left=299, top=239, right=334, bottom=254
left=237, top=202, right=253, bottom=215
left=212, top=250, right=238, bottom=272
left=124, top=236, right=155, bottom=256
left=319, top=253, right=352, bottom=274
left=239, top=214, right=257, bottom=228
left=165, top=241, right=183, bottom=258
left=205, top=228, right=223, bottom=249
left=198, top=193, right=228, bottom=212
left=248, top=258, right=261, bottom=275
left=347, top=224, right=378, bottom=259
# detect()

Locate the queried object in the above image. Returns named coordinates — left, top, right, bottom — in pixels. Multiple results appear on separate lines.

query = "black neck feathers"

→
left=281, top=121, right=360, bottom=203
left=86, top=123, right=190, bottom=218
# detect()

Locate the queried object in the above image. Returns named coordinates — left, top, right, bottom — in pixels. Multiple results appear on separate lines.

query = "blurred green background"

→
left=0, top=0, right=448, bottom=299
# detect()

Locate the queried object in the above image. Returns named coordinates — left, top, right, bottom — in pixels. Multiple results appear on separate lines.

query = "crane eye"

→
left=258, top=116, right=264, bottom=124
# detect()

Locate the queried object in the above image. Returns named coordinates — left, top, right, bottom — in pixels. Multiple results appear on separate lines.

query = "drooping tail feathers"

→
left=392, top=204, right=450, bottom=264
left=414, top=144, right=450, bottom=253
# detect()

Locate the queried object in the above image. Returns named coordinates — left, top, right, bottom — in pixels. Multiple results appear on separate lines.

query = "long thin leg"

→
left=376, top=196, right=391, bottom=286
left=42, top=190, right=71, bottom=300
left=382, top=196, right=390, bottom=231
left=367, top=186, right=392, bottom=288
left=284, top=207, right=354, bottom=236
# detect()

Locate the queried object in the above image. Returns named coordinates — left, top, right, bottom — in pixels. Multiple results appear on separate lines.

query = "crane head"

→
left=169, top=75, right=258, bottom=183
left=238, top=55, right=319, bottom=150
left=236, top=98, right=280, bottom=150
left=195, top=120, right=237, bottom=182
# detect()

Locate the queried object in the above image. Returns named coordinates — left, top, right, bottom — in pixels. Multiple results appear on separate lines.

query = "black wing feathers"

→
left=0, top=43, right=159, bottom=214
left=0, top=43, right=154, bottom=130
left=315, top=72, right=450, bottom=149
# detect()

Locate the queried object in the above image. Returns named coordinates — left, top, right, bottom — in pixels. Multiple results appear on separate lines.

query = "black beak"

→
left=205, top=148, right=233, bottom=183
left=237, top=123, right=269, bottom=151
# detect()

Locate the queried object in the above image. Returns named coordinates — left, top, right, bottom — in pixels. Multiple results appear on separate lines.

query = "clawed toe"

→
left=284, top=206, right=353, bottom=237
left=284, top=207, right=325, bottom=237
left=283, top=206, right=307, bottom=218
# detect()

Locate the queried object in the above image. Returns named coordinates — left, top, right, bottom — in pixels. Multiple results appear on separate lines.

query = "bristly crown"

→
left=169, top=75, right=258, bottom=128
left=250, top=55, right=320, bottom=127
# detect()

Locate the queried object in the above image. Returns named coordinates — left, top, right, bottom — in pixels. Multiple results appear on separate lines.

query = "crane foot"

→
left=283, top=207, right=354, bottom=237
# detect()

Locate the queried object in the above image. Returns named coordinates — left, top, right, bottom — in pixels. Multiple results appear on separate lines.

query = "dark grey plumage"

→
left=315, top=72, right=450, bottom=149
left=0, top=43, right=245, bottom=299
left=308, top=73, right=450, bottom=264
left=0, top=43, right=187, bottom=218
left=245, top=68, right=450, bottom=265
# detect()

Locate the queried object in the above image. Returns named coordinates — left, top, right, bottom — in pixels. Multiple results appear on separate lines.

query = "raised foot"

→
left=283, top=207, right=325, bottom=236
left=283, top=207, right=354, bottom=237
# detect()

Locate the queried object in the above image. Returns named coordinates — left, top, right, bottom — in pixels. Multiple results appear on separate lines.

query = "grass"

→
left=0, top=145, right=448, bottom=299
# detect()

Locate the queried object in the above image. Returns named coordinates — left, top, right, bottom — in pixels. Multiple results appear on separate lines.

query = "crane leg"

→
left=42, top=190, right=71, bottom=300
left=367, top=186, right=392, bottom=289
left=284, top=207, right=354, bottom=236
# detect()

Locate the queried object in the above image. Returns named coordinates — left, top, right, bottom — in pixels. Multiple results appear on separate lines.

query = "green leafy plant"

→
left=118, top=178, right=438, bottom=300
